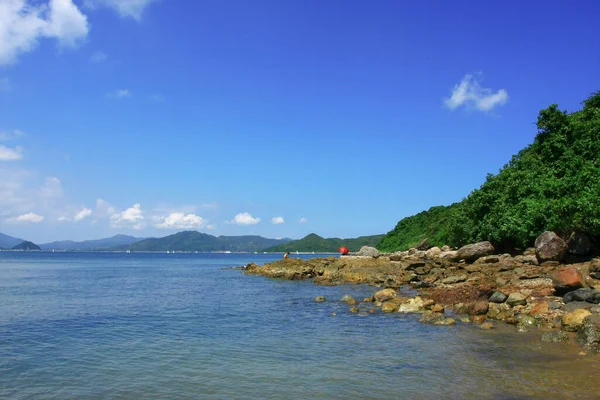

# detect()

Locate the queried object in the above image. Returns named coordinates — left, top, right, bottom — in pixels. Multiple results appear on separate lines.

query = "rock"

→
left=440, top=251, right=459, bottom=261
left=562, top=309, right=592, bottom=332
left=563, top=289, right=600, bottom=304
left=413, top=281, right=434, bottom=289
left=363, top=296, right=374, bottom=303
left=516, top=324, right=530, bottom=333
left=541, top=331, right=570, bottom=342
left=422, top=299, right=435, bottom=309
left=455, top=241, right=495, bottom=263
left=523, top=247, right=537, bottom=256
left=480, top=322, right=494, bottom=330
left=506, top=293, right=528, bottom=307
left=442, top=275, right=468, bottom=285
left=331, top=312, right=337, bottom=316
left=454, top=303, right=469, bottom=314
left=496, top=277, right=508, bottom=287
left=590, top=260, right=600, bottom=280
left=405, top=261, right=426, bottom=270
left=398, top=296, right=425, bottom=313
left=529, top=301, right=549, bottom=316
left=358, top=246, right=380, bottom=258
left=577, top=315, right=600, bottom=348
left=373, top=288, right=397, bottom=303
left=341, top=294, right=359, bottom=305
left=517, top=315, right=536, bottom=326
left=426, top=247, right=442, bottom=259
left=415, top=238, right=430, bottom=250
left=552, top=266, right=586, bottom=295
left=567, top=231, right=591, bottom=255
left=373, top=301, right=383, bottom=307
left=471, top=300, right=489, bottom=315
left=514, top=255, right=539, bottom=265
left=441, top=245, right=451, bottom=252
left=381, top=301, right=399, bottom=313
left=535, top=231, right=568, bottom=262
left=471, top=315, right=488, bottom=323
left=350, top=307, right=359, bottom=313
left=434, top=318, right=456, bottom=326
left=418, top=311, right=445, bottom=324
left=314, top=296, right=326, bottom=302
left=548, top=301, right=562, bottom=310
left=489, top=291, right=507, bottom=303
left=431, top=304, right=445, bottom=313
left=564, top=301, right=595, bottom=313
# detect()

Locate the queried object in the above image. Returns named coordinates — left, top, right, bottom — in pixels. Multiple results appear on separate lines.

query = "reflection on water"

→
left=0, top=252, right=599, bottom=400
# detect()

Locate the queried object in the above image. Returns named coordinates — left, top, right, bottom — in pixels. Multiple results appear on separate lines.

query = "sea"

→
left=1, top=252, right=600, bottom=400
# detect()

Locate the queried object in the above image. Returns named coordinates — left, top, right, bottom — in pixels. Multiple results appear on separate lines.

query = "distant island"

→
left=11, top=241, right=41, bottom=251
left=265, top=233, right=385, bottom=253
left=40, top=234, right=145, bottom=251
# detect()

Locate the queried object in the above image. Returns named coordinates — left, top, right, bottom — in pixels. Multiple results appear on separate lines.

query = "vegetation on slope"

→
left=123, top=231, right=291, bottom=252
left=266, top=233, right=385, bottom=253
left=378, top=91, right=600, bottom=252
left=11, top=241, right=41, bottom=251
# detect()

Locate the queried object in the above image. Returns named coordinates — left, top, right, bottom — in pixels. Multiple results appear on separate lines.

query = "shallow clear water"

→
left=1, top=252, right=600, bottom=400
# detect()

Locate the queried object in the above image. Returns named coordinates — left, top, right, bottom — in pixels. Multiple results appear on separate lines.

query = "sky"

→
left=1, top=0, right=599, bottom=243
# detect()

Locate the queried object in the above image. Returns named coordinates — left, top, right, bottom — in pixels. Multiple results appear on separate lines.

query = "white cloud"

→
left=271, top=216, right=284, bottom=224
left=84, top=0, right=157, bottom=20
left=90, top=51, right=107, bottom=63
left=444, top=74, right=508, bottom=112
left=110, top=203, right=145, bottom=229
left=14, top=212, right=44, bottom=223
left=0, top=145, right=23, bottom=161
left=0, top=0, right=89, bottom=65
left=0, top=77, right=9, bottom=91
left=57, top=215, right=70, bottom=222
left=74, top=207, right=92, bottom=222
left=0, top=129, right=24, bottom=140
left=108, top=89, right=131, bottom=99
left=206, top=224, right=216, bottom=230
left=230, top=212, right=260, bottom=226
left=155, top=212, right=205, bottom=229
left=40, top=177, right=63, bottom=199
left=299, top=217, right=307, bottom=223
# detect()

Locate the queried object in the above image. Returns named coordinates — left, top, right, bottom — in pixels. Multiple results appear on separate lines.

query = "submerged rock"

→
left=381, top=301, right=399, bottom=313
left=541, top=331, right=570, bottom=343
left=314, top=296, right=326, bottom=302
left=341, top=294, right=359, bottom=305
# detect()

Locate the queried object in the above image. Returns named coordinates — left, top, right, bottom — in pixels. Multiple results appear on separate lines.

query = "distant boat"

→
left=166, top=250, right=170, bottom=254
left=126, top=250, right=131, bottom=254
left=296, top=251, right=299, bottom=255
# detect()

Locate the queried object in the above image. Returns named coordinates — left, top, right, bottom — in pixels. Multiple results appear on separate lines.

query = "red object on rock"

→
left=338, top=246, right=349, bottom=255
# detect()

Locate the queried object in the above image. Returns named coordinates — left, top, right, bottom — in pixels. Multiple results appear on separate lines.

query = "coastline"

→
left=244, top=241, right=600, bottom=355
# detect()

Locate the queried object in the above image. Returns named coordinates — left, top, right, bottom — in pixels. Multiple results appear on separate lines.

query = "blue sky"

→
left=1, top=0, right=599, bottom=243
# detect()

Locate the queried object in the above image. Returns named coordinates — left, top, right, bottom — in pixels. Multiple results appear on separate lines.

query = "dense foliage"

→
left=378, top=92, right=600, bottom=252
left=124, top=231, right=292, bottom=252
left=376, top=205, right=458, bottom=252
left=266, top=233, right=386, bottom=253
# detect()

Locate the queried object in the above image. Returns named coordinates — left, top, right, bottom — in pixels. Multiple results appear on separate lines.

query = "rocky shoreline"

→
left=244, top=231, right=600, bottom=354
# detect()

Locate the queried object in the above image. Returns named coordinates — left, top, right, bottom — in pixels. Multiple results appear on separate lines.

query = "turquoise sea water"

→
left=1, top=252, right=600, bottom=400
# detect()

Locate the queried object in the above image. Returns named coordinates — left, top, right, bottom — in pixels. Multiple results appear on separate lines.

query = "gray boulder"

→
left=589, top=260, right=600, bottom=280
left=577, top=315, right=600, bottom=349
left=456, top=241, right=495, bottom=263
left=563, top=289, right=600, bottom=304
left=489, top=291, right=507, bottom=303
left=535, top=231, right=568, bottom=262
left=358, top=246, right=380, bottom=258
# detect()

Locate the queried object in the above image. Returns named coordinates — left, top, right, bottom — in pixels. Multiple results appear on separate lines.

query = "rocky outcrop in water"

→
left=244, top=233, right=600, bottom=353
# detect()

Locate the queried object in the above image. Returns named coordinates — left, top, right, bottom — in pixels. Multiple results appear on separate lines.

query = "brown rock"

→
left=535, top=231, right=568, bottom=262
left=350, top=307, right=359, bottom=313
left=479, top=322, right=495, bottom=329
left=471, top=315, right=488, bottom=323
left=373, top=288, right=396, bottom=303
left=471, top=300, right=489, bottom=315
left=381, top=301, right=399, bottom=313
left=431, top=304, right=444, bottom=313
left=529, top=301, right=549, bottom=316
left=552, top=266, right=586, bottom=295
left=426, top=247, right=442, bottom=259
left=562, top=309, right=592, bottom=332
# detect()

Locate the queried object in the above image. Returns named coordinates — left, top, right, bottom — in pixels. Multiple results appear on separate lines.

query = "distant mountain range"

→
left=0, top=232, right=25, bottom=249
left=265, top=233, right=385, bottom=253
left=119, top=231, right=293, bottom=252
left=40, top=234, right=146, bottom=251
left=12, top=241, right=41, bottom=251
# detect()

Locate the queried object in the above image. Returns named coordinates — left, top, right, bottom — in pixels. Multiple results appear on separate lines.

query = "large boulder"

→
left=552, top=266, right=586, bottom=295
left=562, top=309, right=592, bottom=332
left=567, top=231, right=591, bottom=255
left=397, top=296, right=425, bottom=313
left=535, top=231, right=568, bottom=262
left=358, top=246, right=380, bottom=258
left=563, top=289, right=600, bottom=304
left=456, top=241, right=495, bottom=263
left=426, top=247, right=442, bottom=259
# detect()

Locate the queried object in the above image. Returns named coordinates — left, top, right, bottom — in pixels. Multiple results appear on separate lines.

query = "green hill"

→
left=40, top=235, right=146, bottom=251
left=121, top=231, right=292, bottom=252
left=11, top=241, right=41, bottom=251
left=266, top=233, right=385, bottom=253
left=378, top=91, right=600, bottom=252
